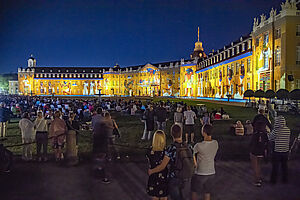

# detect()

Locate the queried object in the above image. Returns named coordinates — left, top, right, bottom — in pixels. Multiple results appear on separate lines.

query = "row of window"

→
left=35, top=73, right=103, bottom=78
left=200, top=40, right=251, bottom=68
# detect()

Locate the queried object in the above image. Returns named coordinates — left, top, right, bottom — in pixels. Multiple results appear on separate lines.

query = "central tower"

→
left=190, top=27, right=206, bottom=59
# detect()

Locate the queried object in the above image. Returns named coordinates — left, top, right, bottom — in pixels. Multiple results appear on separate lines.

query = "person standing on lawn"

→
left=19, top=112, right=35, bottom=161
left=49, top=111, right=67, bottom=161
left=92, top=107, right=111, bottom=184
left=184, top=106, right=197, bottom=144
left=268, top=115, right=291, bottom=184
left=34, top=111, right=49, bottom=162
left=146, top=130, right=168, bottom=200
left=142, top=105, right=155, bottom=140
left=0, top=102, right=10, bottom=138
left=191, top=124, right=218, bottom=200
left=174, top=107, right=183, bottom=130
left=156, top=102, right=168, bottom=131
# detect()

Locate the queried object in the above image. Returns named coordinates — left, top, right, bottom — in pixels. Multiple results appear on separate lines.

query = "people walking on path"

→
left=268, top=115, right=291, bottom=184
left=92, top=107, right=111, bottom=184
left=19, top=112, right=35, bottom=161
left=146, top=130, right=168, bottom=200
left=34, top=111, right=49, bottom=162
left=192, top=124, right=218, bottom=200
left=249, top=121, right=269, bottom=187
left=184, top=106, right=197, bottom=144
left=49, top=111, right=67, bottom=162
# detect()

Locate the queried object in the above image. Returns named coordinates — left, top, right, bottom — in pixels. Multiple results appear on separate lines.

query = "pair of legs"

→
left=271, top=152, right=288, bottom=184
left=185, top=125, right=195, bottom=144
left=192, top=192, right=210, bottom=200
left=168, top=178, right=190, bottom=200
left=22, top=138, right=33, bottom=161
left=191, top=174, right=215, bottom=200
left=0, top=121, right=8, bottom=137
left=250, top=153, right=263, bottom=183
left=36, top=132, right=48, bottom=161
left=142, top=131, right=153, bottom=140
left=185, top=133, right=194, bottom=144
left=156, top=121, right=166, bottom=131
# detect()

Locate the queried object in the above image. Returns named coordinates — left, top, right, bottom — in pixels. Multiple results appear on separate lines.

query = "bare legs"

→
left=192, top=192, right=210, bottom=200
left=185, top=133, right=194, bottom=144
left=250, top=153, right=262, bottom=183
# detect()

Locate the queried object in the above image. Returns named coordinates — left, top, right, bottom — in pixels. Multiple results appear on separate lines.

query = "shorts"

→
left=185, top=124, right=194, bottom=135
left=191, top=174, right=215, bottom=194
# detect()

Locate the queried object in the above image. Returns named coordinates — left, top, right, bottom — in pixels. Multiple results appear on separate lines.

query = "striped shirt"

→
left=268, top=116, right=290, bottom=153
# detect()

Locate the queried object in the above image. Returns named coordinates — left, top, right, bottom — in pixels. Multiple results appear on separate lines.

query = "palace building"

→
left=18, top=0, right=300, bottom=98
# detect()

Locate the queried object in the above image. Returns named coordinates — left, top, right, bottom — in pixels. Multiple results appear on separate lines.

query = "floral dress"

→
left=146, top=148, right=168, bottom=197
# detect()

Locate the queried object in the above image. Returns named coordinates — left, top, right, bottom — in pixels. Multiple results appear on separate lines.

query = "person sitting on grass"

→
left=191, top=124, right=218, bottom=200
left=146, top=130, right=168, bottom=200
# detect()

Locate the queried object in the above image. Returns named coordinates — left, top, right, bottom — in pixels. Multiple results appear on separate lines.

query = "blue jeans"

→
left=157, top=121, right=166, bottom=131
left=168, top=178, right=191, bottom=200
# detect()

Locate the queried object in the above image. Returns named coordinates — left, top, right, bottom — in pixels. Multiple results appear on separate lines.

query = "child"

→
left=191, top=124, right=218, bottom=200
left=146, top=130, right=168, bottom=200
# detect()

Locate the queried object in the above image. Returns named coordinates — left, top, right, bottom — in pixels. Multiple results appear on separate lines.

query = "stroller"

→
left=0, top=138, right=13, bottom=173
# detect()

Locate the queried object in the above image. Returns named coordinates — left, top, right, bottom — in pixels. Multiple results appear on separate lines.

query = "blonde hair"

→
left=152, top=130, right=166, bottom=152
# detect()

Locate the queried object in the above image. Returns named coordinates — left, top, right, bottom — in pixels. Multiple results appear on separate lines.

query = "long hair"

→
left=152, top=130, right=166, bottom=152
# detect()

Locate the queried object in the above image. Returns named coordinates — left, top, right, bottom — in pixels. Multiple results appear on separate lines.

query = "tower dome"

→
left=190, top=27, right=206, bottom=59
left=27, top=54, right=36, bottom=67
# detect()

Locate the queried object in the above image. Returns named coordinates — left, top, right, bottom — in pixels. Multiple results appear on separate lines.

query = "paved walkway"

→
left=1, top=158, right=299, bottom=200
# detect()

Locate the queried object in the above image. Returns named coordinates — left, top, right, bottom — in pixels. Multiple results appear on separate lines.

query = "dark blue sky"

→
left=0, top=0, right=283, bottom=73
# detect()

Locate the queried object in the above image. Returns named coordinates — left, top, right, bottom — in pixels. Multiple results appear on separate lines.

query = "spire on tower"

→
left=198, top=27, right=200, bottom=42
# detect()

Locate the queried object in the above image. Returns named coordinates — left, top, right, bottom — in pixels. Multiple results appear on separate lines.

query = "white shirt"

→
left=193, top=140, right=218, bottom=175
left=183, top=110, right=196, bottom=125
left=34, top=118, right=48, bottom=132
left=19, top=118, right=35, bottom=139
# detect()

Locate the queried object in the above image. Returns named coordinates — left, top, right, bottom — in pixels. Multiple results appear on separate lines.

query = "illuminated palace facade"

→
left=18, top=0, right=300, bottom=98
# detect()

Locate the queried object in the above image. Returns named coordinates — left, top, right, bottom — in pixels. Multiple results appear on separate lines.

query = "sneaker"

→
left=253, top=181, right=262, bottom=187
left=116, top=155, right=121, bottom=160
left=102, top=178, right=111, bottom=184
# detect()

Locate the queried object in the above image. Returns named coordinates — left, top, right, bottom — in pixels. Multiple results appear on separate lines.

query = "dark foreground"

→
left=0, top=158, right=300, bottom=200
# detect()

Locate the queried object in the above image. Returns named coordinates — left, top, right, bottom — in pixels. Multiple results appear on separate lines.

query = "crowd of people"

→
left=0, top=95, right=297, bottom=200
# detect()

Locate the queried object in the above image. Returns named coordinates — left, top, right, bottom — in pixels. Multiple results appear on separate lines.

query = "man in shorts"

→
left=184, top=106, right=197, bottom=144
left=191, top=124, right=218, bottom=200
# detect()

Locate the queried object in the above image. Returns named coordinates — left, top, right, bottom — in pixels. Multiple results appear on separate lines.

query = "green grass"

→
left=2, top=97, right=299, bottom=161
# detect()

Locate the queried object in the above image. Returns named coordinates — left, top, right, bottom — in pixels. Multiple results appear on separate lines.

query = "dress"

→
left=146, top=148, right=168, bottom=197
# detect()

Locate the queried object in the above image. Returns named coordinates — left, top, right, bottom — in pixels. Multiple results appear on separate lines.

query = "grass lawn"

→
left=2, top=97, right=300, bottom=161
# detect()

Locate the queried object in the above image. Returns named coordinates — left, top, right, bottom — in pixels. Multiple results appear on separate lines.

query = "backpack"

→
left=173, top=143, right=194, bottom=179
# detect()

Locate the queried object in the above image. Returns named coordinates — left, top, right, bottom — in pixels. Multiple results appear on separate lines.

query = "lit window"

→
left=275, top=47, right=281, bottom=66
left=248, top=40, right=251, bottom=49
left=242, top=43, right=245, bottom=51
left=232, top=48, right=234, bottom=56
left=263, top=33, right=269, bottom=46
left=236, top=46, right=239, bottom=54
left=276, top=28, right=281, bottom=39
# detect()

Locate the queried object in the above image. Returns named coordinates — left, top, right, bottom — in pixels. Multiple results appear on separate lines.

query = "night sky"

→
left=0, top=0, right=283, bottom=73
